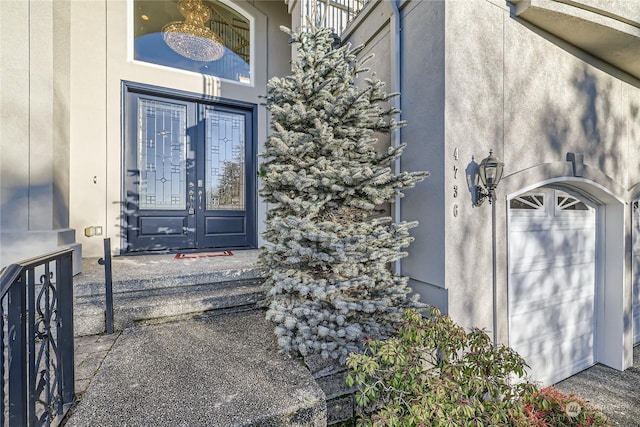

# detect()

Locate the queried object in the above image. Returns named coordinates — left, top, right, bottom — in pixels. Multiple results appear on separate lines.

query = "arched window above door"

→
left=132, top=0, right=252, bottom=84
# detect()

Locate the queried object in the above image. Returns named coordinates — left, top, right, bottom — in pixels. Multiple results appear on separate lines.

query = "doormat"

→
left=174, top=250, right=233, bottom=259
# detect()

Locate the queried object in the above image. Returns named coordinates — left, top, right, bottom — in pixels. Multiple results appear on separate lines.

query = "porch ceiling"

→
left=510, top=0, right=640, bottom=80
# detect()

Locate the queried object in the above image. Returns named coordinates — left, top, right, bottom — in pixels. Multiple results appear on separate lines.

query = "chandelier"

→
left=162, top=0, right=225, bottom=62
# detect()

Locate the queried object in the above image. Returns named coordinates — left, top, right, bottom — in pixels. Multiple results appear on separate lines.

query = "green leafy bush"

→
left=346, top=308, right=610, bottom=427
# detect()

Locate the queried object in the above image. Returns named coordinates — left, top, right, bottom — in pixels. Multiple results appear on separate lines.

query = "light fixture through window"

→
left=162, top=0, right=225, bottom=62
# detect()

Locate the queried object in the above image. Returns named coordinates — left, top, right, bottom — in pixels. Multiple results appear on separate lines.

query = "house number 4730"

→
left=453, top=147, right=459, bottom=218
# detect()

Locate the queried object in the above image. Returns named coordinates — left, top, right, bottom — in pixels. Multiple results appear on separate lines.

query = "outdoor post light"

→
left=475, top=149, right=504, bottom=346
left=475, top=149, right=504, bottom=206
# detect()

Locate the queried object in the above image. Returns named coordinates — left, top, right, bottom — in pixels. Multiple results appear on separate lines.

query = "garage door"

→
left=508, top=188, right=596, bottom=385
left=632, top=201, right=640, bottom=344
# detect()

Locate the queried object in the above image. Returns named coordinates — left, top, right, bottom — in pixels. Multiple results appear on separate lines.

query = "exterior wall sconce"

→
left=475, top=149, right=504, bottom=206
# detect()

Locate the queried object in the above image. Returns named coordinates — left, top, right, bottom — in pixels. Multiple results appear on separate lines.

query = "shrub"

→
left=523, top=386, right=609, bottom=426
left=346, top=307, right=536, bottom=426
left=345, top=308, right=610, bottom=427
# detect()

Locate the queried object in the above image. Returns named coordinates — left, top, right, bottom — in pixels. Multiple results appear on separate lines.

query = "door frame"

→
left=120, top=81, right=258, bottom=254
left=632, top=200, right=640, bottom=344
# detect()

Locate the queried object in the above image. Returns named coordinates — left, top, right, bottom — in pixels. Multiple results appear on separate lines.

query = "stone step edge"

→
left=139, top=304, right=261, bottom=327
left=75, top=277, right=265, bottom=304
left=75, top=283, right=265, bottom=317
left=73, top=268, right=267, bottom=297
left=240, top=396, right=327, bottom=427
left=74, top=284, right=265, bottom=336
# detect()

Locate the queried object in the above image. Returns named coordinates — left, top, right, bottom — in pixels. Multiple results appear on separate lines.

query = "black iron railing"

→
left=0, top=249, right=75, bottom=426
left=98, top=238, right=114, bottom=335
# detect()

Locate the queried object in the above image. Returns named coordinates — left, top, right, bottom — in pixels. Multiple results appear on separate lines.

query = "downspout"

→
left=391, top=0, right=402, bottom=275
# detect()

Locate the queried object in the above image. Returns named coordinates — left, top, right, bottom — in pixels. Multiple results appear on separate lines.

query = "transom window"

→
left=133, top=0, right=251, bottom=83
left=510, top=194, right=545, bottom=210
left=556, top=195, right=589, bottom=211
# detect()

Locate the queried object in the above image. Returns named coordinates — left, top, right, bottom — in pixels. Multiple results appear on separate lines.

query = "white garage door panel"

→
left=511, top=322, right=594, bottom=362
left=509, top=189, right=596, bottom=386
left=511, top=312, right=593, bottom=346
left=510, top=229, right=595, bottom=257
left=633, top=202, right=640, bottom=344
left=510, top=265, right=595, bottom=311
left=510, top=290, right=595, bottom=319
left=634, top=270, right=640, bottom=343
left=520, top=333, right=594, bottom=387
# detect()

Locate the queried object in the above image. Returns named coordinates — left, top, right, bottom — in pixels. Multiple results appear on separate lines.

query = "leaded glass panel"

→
left=205, top=107, right=244, bottom=210
left=138, top=99, right=187, bottom=210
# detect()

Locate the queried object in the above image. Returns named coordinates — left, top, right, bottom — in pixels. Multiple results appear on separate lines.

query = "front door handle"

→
left=188, top=189, right=195, bottom=214
left=198, top=190, right=203, bottom=209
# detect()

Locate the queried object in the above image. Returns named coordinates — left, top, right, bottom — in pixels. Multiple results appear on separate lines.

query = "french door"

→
left=124, top=89, right=256, bottom=252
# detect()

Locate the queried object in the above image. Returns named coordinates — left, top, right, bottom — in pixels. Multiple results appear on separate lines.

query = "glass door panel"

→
left=138, top=99, right=188, bottom=210
left=205, top=108, right=245, bottom=210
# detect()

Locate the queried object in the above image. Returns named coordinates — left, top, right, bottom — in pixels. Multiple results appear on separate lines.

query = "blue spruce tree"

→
left=260, top=24, right=429, bottom=361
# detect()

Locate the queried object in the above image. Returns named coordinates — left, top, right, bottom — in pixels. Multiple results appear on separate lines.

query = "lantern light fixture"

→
left=475, top=149, right=504, bottom=206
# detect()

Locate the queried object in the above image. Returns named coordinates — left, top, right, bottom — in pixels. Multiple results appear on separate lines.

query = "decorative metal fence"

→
left=302, top=0, right=369, bottom=35
left=0, top=249, right=75, bottom=426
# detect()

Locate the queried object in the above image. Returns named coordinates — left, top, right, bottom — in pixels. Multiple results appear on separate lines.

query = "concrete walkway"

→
left=65, top=310, right=326, bottom=427
left=73, top=333, right=121, bottom=397
left=556, top=346, right=640, bottom=426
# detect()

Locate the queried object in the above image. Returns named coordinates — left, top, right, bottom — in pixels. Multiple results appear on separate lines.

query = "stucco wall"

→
left=342, top=0, right=640, bottom=341
left=342, top=0, right=448, bottom=310
left=68, top=0, right=291, bottom=257
left=0, top=0, right=74, bottom=268
left=502, top=17, right=640, bottom=189
left=397, top=0, right=447, bottom=307
left=442, top=0, right=508, bottom=332
left=454, top=2, right=640, bottom=342
left=573, top=0, right=640, bottom=24
left=1, top=0, right=31, bottom=235
left=444, top=0, right=640, bottom=335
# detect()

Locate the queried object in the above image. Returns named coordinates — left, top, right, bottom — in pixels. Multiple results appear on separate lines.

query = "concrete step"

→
left=305, top=354, right=358, bottom=425
left=73, top=251, right=266, bottom=336
left=74, top=279, right=265, bottom=336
